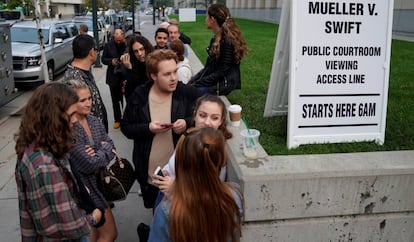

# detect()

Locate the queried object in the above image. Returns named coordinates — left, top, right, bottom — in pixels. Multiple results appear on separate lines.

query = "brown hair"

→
left=169, top=39, right=185, bottom=62
left=79, top=23, right=88, bottom=33
left=208, top=3, right=248, bottom=62
left=15, top=82, right=79, bottom=159
left=192, top=94, right=232, bottom=139
left=145, top=49, right=178, bottom=78
left=170, top=127, right=241, bottom=242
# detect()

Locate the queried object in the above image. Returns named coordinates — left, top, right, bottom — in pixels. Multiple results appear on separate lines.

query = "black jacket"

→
left=101, top=40, right=126, bottom=86
left=121, top=60, right=149, bottom=99
left=120, top=81, right=202, bottom=186
left=189, top=37, right=241, bottom=95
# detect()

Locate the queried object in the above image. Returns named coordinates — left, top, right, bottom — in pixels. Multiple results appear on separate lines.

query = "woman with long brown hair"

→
left=15, top=82, right=102, bottom=241
left=148, top=127, right=243, bottom=242
left=189, top=3, right=248, bottom=95
left=119, top=35, right=154, bottom=99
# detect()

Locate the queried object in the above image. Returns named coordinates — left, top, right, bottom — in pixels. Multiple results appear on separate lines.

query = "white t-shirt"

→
left=177, top=57, right=192, bottom=84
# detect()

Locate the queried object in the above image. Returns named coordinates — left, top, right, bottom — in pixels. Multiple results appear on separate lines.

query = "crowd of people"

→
left=14, top=3, right=247, bottom=242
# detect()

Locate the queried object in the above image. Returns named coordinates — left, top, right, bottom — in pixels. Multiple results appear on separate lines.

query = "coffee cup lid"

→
left=228, top=104, right=242, bottom=112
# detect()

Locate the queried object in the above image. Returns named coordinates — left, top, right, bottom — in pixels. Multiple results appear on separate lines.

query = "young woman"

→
left=119, top=35, right=154, bottom=99
left=15, top=82, right=102, bottom=241
left=169, top=39, right=192, bottom=84
left=154, top=94, right=232, bottom=193
left=148, top=127, right=243, bottom=242
left=65, top=79, right=118, bottom=242
left=188, top=3, right=248, bottom=95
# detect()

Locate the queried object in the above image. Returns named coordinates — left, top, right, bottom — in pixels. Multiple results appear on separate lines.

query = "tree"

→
left=82, top=0, right=108, bottom=11
left=6, top=0, right=22, bottom=9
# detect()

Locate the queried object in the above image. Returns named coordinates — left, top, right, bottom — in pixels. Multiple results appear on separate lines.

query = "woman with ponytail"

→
left=148, top=127, right=243, bottom=242
left=189, top=3, right=248, bottom=96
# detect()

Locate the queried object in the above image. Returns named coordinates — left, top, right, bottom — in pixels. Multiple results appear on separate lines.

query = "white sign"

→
left=288, top=0, right=394, bottom=148
left=179, top=8, right=196, bottom=22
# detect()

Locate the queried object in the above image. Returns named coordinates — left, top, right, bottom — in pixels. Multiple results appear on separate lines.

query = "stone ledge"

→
left=187, top=45, right=414, bottom=241
left=240, top=212, right=414, bottom=242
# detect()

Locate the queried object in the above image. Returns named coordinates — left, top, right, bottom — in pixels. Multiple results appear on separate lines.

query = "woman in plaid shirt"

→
left=15, top=83, right=102, bottom=241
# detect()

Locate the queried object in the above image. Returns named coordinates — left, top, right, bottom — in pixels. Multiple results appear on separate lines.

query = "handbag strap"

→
left=110, top=149, right=125, bottom=169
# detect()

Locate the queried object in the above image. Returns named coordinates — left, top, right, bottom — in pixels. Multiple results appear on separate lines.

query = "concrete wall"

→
left=224, top=117, right=414, bottom=241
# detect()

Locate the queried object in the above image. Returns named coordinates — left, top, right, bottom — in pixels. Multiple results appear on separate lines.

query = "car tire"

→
left=47, top=63, right=54, bottom=82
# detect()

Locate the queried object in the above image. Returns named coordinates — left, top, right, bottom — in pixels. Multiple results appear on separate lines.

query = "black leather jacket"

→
left=189, top=37, right=241, bottom=95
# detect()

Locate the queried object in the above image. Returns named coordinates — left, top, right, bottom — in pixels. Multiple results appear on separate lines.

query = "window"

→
left=67, top=22, right=79, bottom=37
left=54, top=25, right=70, bottom=40
left=11, top=27, right=50, bottom=45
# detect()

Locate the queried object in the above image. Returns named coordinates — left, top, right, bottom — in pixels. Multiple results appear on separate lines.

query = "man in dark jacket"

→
left=102, top=28, right=126, bottom=129
left=120, top=49, right=202, bottom=209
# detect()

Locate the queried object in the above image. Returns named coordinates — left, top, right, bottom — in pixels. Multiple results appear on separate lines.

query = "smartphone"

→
left=160, top=123, right=174, bottom=128
left=154, top=166, right=164, bottom=177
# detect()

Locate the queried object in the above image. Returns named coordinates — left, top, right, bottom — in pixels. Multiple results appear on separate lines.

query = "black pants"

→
left=109, top=83, right=123, bottom=123
left=140, top=183, right=159, bottom=209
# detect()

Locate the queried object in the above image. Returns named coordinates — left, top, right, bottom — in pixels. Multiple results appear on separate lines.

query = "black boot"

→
left=137, top=222, right=150, bottom=242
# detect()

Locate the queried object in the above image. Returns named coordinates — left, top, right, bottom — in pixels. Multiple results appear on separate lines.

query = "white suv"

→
left=11, top=19, right=78, bottom=87
left=73, top=16, right=107, bottom=49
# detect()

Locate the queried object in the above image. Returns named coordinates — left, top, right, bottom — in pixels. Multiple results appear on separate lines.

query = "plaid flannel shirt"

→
left=15, top=145, right=90, bottom=242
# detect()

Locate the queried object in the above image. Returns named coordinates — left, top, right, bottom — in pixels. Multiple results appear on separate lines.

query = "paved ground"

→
left=0, top=13, right=169, bottom=242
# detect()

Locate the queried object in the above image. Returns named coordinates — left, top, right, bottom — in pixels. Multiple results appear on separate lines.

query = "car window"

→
left=53, top=24, right=70, bottom=40
left=67, top=22, right=78, bottom=37
left=11, top=27, right=50, bottom=44
left=0, top=10, right=23, bottom=20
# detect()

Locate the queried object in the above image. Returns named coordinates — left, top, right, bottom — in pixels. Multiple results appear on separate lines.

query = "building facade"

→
left=226, top=0, right=414, bottom=34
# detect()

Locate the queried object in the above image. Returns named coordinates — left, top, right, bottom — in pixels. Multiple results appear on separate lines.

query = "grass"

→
left=176, top=15, right=414, bottom=155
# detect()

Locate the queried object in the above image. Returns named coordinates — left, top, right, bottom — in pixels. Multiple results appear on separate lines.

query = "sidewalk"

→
left=0, top=16, right=203, bottom=241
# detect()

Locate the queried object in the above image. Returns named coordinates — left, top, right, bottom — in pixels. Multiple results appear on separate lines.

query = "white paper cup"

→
left=228, top=104, right=242, bottom=127
left=240, top=129, right=260, bottom=158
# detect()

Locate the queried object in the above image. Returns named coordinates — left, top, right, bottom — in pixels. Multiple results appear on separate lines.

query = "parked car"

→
left=73, top=16, right=107, bottom=49
left=10, top=20, right=78, bottom=87
left=0, top=9, right=24, bottom=26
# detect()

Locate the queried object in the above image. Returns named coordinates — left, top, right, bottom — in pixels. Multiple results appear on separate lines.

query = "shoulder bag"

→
left=101, top=149, right=136, bottom=202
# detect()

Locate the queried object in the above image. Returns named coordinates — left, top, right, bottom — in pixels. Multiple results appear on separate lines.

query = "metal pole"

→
left=132, top=0, right=135, bottom=32
left=92, top=0, right=102, bottom=67
left=152, top=0, right=157, bottom=25
left=34, top=0, right=49, bottom=82
left=137, top=2, right=140, bottom=30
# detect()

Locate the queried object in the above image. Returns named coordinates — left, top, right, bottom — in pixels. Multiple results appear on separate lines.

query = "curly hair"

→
left=146, top=49, right=178, bottom=77
left=128, top=35, right=154, bottom=63
left=208, top=3, right=248, bottom=62
left=15, top=82, right=79, bottom=160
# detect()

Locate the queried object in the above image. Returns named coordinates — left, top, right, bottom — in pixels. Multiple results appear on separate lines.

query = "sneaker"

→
left=113, top=122, right=120, bottom=129
left=137, top=223, right=150, bottom=242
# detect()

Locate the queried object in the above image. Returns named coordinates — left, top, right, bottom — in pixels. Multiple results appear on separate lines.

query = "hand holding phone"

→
left=160, top=123, right=174, bottom=128
left=154, top=166, right=164, bottom=177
